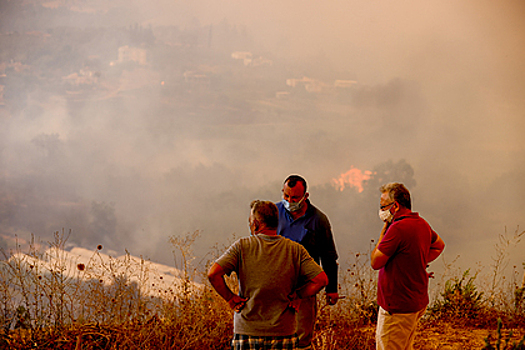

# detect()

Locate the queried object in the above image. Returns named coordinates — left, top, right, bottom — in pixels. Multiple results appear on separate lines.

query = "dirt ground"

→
left=414, top=323, right=525, bottom=350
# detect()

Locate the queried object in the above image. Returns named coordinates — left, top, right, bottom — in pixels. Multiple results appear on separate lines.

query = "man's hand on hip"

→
left=228, top=295, right=248, bottom=312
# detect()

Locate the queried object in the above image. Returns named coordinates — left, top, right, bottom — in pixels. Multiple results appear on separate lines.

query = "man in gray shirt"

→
left=208, top=200, right=328, bottom=350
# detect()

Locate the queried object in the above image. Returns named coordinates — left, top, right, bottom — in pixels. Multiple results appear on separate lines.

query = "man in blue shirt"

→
left=276, top=175, right=340, bottom=350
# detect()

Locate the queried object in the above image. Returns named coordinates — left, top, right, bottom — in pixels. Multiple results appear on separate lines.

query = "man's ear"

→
left=392, top=201, right=399, bottom=213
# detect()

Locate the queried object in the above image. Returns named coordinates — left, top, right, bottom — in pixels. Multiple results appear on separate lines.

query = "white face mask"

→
left=282, top=194, right=305, bottom=212
left=379, top=209, right=393, bottom=223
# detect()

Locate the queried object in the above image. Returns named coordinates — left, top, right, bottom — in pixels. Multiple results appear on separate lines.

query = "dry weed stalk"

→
left=337, top=244, right=378, bottom=325
left=487, top=227, right=525, bottom=310
left=0, top=230, right=234, bottom=349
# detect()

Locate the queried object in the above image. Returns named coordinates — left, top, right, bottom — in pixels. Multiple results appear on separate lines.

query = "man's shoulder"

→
left=237, top=235, right=261, bottom=244
left=280, top=235, right=303, bottom=247
left=388, top=213, right=433, bottom=240
left=306, top=202, right=331, bottom=224
left=237, top=234, right=288, bottom=245
left=230, top=235, right=257, bottom=250
left=272, top=235, right=307, bottom=253
left=392, top=212, right=429, bottom=228
left=275, top=201, right=287, bottom=215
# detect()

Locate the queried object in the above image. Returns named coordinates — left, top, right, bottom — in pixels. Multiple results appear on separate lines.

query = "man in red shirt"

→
left=371, top=183, right=445, bottom=350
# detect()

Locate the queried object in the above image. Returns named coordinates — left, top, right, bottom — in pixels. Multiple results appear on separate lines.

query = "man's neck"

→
left=290, top=202, right=308, bottom=220
left=394, top=206, right=412, bottom=219
left=256, top=228, right=278, bottom=236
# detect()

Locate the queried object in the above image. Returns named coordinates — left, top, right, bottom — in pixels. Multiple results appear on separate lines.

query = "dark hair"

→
left=284, top=174, right=307, bottom=194
left=250, top=200, right=279, bottom=229
left=380, top=183, right=412, bottom=210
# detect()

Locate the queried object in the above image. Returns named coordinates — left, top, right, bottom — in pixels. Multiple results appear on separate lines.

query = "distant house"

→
left=231, top=51, right=252, bottom=60
left=286, top=77, right=309, bottom=88
left=275, top=91, right=290, bottom=99
left=115, top=45, right=148, bottom=65
left=334, top=80, right=357, bottom=88
left=62, top=68, right=100, bottom=87
left=250, top=56, right=273, bottom=67
left=231, top=51, right=253, bottom=66
left=231, top=51, right=272, bottom=67
left=183, top=70, right=210, bottom=89
left=286, top=76, right=325, bottom=93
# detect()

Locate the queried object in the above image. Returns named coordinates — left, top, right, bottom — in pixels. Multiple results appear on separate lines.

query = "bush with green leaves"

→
left=483, top=318, right=525, bottom=350
left=429, top=268, right=485, bottom=325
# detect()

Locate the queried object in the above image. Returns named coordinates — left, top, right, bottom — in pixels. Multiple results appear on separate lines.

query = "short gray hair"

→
left=250, top=200, right=279, bottom=229
left=380, top=182, right=411, bottom=210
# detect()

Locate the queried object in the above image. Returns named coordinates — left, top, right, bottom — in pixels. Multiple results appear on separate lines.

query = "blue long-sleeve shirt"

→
left=276, top=200, right=339, bottom=293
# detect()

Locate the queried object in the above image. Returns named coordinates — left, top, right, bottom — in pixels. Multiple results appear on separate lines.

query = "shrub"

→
left=483, top=318, right=525, bottom=350
left=429, top=268, right=485, bottom=326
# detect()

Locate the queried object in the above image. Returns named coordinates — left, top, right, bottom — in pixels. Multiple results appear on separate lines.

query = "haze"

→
left=1, top=0, right=524, bottom=279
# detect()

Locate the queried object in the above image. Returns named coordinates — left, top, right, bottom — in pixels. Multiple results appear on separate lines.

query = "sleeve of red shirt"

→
left=430, top=229, right=438, bottom=244
left=377, top=225, right=401, bottom=258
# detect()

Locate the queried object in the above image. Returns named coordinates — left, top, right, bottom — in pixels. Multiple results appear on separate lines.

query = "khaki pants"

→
left=296, top=295, right=317, bottom=350
left=375, top=306, right=426, bottom=350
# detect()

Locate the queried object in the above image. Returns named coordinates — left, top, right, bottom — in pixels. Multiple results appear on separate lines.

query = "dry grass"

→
left=0, top=229, right=524, bottom=349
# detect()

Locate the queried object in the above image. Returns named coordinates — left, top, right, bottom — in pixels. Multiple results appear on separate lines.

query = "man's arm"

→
left=428, top=234, right=445, bottom=263
left=296, top=271, right=329, bottom=299
left=371, top=222, right=391, bottom=270
left=207, top=263, right=247, bottom=312
left=321, top=256, right=339, bottom=304
left=318, top=215, right=340, bottom=304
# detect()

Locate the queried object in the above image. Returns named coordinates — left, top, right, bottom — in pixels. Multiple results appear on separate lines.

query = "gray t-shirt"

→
left=216, top=233, right=323, bottom=336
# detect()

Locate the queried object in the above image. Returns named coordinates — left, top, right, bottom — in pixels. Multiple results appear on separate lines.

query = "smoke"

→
left=0, top=0, right=524, bottom=276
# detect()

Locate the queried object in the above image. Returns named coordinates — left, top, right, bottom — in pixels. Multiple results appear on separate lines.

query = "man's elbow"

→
left=311, top=272, right=329, bottom=296
left=207, top=272, right=215, bottom=284
left=318, top=271, right=329, bottom=288
left=371, top=257, right=386, bottom=270
left=435, top=244, right=445, bottom=256
left=309, top=271, right=329, bottom=293
left=432, top=237, right=446, bottom=254
left=370, top=259, right=381, bottom=270
left=207, top=263, right=224, bottom=283
left=370, top=250, right=387, bottom=270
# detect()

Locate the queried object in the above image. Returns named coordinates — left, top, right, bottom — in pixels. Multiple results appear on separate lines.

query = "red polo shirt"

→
left=377, top=212, right=438, bottom=313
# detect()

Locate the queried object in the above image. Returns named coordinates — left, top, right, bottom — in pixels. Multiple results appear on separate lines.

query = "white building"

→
left=334, top=80, right=358, bottom=88
left=116, top=45, right=148, bottom=65
left=286, top=76, right=325, bottom=93
left=231, top=51, right=252, bottom=60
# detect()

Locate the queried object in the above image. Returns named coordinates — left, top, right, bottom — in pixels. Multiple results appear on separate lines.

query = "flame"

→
left=332, top=166, right=374, bottom=192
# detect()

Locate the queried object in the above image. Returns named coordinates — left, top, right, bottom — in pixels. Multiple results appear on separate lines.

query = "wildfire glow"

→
left=332, top=166, right=374, bottom=192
